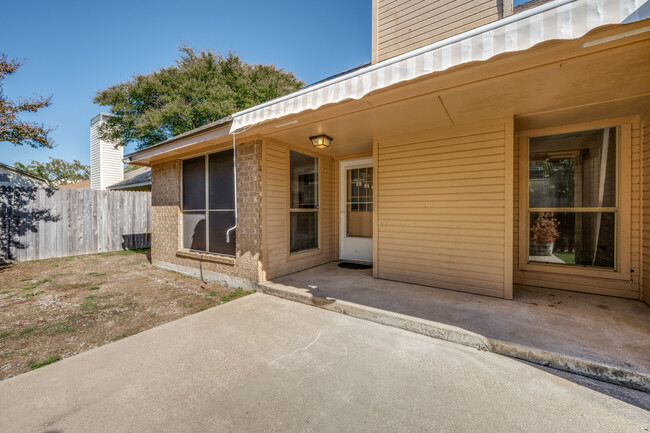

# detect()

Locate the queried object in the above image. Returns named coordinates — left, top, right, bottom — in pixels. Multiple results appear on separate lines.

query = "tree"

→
left=0, top=54, right=53, bottom=148
left=94, top=46, right=304, bottom=150
left=14, top=157, right=90, bottom=187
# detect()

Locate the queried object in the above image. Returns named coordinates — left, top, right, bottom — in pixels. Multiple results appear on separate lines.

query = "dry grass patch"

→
left=0, top=250, right=253, bottom=379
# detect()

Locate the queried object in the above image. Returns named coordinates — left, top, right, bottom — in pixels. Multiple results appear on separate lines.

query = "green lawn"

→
left=553, top=251, right=575, bottom=264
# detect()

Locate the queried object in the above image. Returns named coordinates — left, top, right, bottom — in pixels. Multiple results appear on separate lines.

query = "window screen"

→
left=182, top=149, right=236, bottom=256
left=290, top=151, right=318, bottom=209
left=182, top=211, right=206, bottom=251
left=290, top=151, right=318, bottom=253
left=182, top=156, right=205, bottom=210
left=290, top=212, right=318, bottom=253
left=209, top=211, right=236, bottom=256
left=527, top=127, right=617, bottom=269
left=209, top=150, right=235, bottom=210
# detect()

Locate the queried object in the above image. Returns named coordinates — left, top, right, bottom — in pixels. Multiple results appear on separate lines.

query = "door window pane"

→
left=182, top=156, right=206, bottom=210
left=346, top=167, right=373, bottom=237
left=346, top=204, right=372, bottom=238
left=182, top=211, right=206, bottom=251
left=529, top=211, right=615, bottom=268
left=290, top=212, right=318, bottom=252
left=209, top=211, right=236, bottom=256
left=290, top=151, right=318, bottom=209
left=209, top=150, right=235, bottom=210
left=529, top=128, right=616, bottom=208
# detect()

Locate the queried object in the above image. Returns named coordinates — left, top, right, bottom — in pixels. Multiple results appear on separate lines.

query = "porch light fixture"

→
left=310, top=134, right=333, bottom=149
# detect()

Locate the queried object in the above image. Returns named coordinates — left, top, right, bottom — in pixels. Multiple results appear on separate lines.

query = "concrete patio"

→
left=2, top=294, right=648, bottom=432
left=260, top=262, right=650, bottom=391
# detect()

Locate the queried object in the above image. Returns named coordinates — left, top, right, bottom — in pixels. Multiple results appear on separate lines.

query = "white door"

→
left=340, top=158, right=373, bottom=263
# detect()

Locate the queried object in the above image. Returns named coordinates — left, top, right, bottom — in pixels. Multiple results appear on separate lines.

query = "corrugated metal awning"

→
left=230, top=0, right=649, bottom=133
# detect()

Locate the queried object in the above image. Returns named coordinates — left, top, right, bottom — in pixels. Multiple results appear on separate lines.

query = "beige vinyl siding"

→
left=263, top=140, right=336, bottom=280
left=375, top=0, right=503, bottom=62
left=513, top=120, right=641, bottom=299
left=642, top=113, right=650, bottom=304
left=376, top=121, right=511, bottom=298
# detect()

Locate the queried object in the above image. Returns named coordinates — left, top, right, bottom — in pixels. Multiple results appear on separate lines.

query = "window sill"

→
left=176, top=249, right=236, bottom=266
left=519, top=261, right=630, bottom=280
left=288, top=248, right=321, bottom=261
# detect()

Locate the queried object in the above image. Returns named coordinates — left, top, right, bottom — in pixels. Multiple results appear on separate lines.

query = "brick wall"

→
left=150, top=140, right=263, bottom=286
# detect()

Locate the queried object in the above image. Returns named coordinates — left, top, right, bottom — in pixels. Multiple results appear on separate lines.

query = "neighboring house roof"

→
left=107, top=166, right=151, bottom=190
left=58, top=179, right=91, bottom=190
left=0, top=162, right=49, bottom=186
left=228, top=0, right=649, bottom=132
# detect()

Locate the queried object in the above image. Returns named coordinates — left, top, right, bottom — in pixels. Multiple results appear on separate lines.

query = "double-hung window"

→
left=527, top=127, right=617, bottom=269
left=289, top=151, right=319, bottom=253
left=182, top=149, right=236, bottom=256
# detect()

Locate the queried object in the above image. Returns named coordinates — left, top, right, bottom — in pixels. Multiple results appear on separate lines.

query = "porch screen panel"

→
left=208, top=150, right=236, bottom=256
left=209, top=211, right=236, bottom=256
left=290, top=151, right=318, bottom=253
left=209, top=150, right=235, bottom=209
left=181, top=149, right=236, bottom=256
left=182, top=211, right=206, bottom=251
left=528, top=128, right=617, bottom=269
left=182, top=156, right=205, bottom=210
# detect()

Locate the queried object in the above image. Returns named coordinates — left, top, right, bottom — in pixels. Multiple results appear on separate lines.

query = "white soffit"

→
left=230, top=0, right=649, bottom=133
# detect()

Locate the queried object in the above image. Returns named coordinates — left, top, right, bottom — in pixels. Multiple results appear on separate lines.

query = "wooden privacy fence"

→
left=0, top=187, right=151, bottom=262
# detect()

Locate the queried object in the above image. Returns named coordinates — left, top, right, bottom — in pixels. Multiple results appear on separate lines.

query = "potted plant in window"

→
left=529, top=212, right=560, bottom=256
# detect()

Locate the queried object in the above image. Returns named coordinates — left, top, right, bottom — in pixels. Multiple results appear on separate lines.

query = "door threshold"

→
left=338, top=260, right=373, bottom=270
left=339, top=259, right=373, bottom=265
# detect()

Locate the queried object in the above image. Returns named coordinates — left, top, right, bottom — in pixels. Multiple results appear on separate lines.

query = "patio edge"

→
left=258, top=281, right=650, bottom=393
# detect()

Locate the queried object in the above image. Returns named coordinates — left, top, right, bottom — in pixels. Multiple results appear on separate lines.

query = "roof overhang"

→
left=107, top=181, right=151, bottom=190
left=230, top=0, right=649, bottom=133
left=125, top=120, right=232, bottom=165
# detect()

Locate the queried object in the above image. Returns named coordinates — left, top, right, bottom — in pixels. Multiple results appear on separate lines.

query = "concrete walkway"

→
left=0, top=293, right=647, bottom=432
left=261, top=262, right=650, bottom=391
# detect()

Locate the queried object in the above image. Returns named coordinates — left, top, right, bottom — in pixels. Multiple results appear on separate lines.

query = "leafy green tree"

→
left=124, top=163, right=141, bottom=173
left=14, top=157, right=90, bottom=187
left=0, top=54, right=53, bottom=148
left=94, top=46, right=304, bottom=150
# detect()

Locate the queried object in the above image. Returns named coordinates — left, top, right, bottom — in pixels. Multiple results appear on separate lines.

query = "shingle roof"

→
left=58, top=179, right=91, bottom=189
left=0, top=162, right=49, bottom=184
left=107, top=166, right=151, bottom=190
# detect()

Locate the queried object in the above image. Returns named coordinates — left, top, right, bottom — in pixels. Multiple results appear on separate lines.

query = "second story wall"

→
left=372, top=0, right=512, bottom=63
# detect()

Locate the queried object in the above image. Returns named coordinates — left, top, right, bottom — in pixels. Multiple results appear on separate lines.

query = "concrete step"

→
left=258, top=281, right=650, bottom=393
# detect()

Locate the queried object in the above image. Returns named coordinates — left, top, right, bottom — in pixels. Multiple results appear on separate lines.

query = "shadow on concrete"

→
left=268, top=261, right=650, bottom=409
left=524, top=362, right=650, bottom=411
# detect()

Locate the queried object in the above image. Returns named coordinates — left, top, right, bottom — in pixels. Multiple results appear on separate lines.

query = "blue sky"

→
left=1, top=0, right=371, bottom=166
